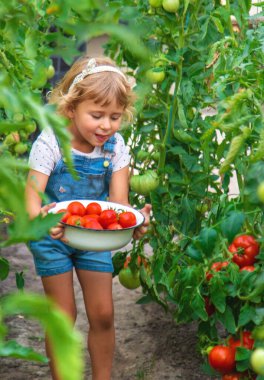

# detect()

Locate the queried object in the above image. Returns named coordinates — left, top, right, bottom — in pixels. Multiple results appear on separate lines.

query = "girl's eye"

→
left=91, top=114, right=101, bottom=119
left=111, top=115, right=122, bottom=121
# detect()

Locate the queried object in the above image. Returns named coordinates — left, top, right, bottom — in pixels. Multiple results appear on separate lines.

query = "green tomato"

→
left=31, top=66, right=48, bottom=89
left=118, top=267, right=140, bottom=290
left=257, top=182, right=264, bottom=203
left=149, top=0, right=162, bottom=7
left=14, top=142, right=28, bottom=155
left=3, top=132, right=20, bottom=146
left=136, top=150, right=149, bottom=161
left=13, top=113, right=24, bottom=122
left=24, top=121, right=37, bottom=134
left=46, top=65, right=55, bottom=79
left=146, top=68, right=165, bottom=83
left=152, top=152, right=160, bottom=162
left=252, top=325, right=264, bottom=340
left=130, top=170, right=159, bottom=196
left=251, top=348, right=264, bottom=375
left=162, top=0, right=180, bottom=12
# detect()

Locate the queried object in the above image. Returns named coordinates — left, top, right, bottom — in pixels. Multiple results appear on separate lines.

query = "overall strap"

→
left=103, top=134, right=116, bottom=153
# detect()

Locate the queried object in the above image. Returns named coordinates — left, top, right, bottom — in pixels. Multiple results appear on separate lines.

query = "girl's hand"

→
left=133, top=203, right=152, bottom=240
left=40, top=202, right=67, bottom=242
left=40, top=202, right=56, bottom=217
left=50, top=223, right=66, bottom=242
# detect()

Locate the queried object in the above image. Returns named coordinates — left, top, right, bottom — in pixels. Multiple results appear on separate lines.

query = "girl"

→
left=25, top=56, right=151, bottom=380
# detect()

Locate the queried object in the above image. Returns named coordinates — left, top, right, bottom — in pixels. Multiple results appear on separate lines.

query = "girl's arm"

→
left=109, top=166, right=151, bottom=239
left=25, top=169, right=50, bottom=219
left=25, top=169, right=64, bottom=240
left=109, top=165, right=130, bottom=205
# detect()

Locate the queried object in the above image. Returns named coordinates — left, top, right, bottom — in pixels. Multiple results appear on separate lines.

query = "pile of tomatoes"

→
left=208, top=331, right=256, bottom=379
left=57, top=201, right=137, bottom=230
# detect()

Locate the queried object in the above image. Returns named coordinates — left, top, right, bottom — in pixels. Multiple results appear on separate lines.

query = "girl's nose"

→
left=100, top=118, right=111, bottom=131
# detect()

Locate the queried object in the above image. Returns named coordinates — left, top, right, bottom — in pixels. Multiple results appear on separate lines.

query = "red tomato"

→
left=208, top=345, right=236, bottom=374
left=83, top=220, right=103, bottom=230
left=206, top=261, right=229, bottom=281
left=229, top=235, right=259, bottom=268
left=82, top=214, right=100, bottom=225
left=228, top=331, right=254, bottom=351
left=222, top=374, right=241, bottom=380
left=118, top=211, right=137, bottom=228
left=228, top=336, right=242, bottom=352
left=66, top=215, right=83, bottom=226
left=99, top=209, right=118, bottom=228
left=85, top=202, right=102, bottom=216
left=56, top=209, right=71, bottom=223
left=107, top=222, right=123, bottom=230
left=204, top=296, right=215, bottom=316
left=242, top=331, right=254, bottom=350
left=56, top=208, right=67, bottom=213
left=67, top=201, right=86, bottom=216
left=240, top=266, right=255, bottom=272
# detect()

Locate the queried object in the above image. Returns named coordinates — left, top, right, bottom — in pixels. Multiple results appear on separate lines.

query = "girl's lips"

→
left=95, top=134, right=109, bottom=142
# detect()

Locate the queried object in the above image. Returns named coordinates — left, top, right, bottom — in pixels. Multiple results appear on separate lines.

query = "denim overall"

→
left=29, top=135, right=116, bottom=277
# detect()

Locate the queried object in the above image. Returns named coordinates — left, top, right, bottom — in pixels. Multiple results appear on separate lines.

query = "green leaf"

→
left=191, top=292, right=208, bottom=321
left=185, top=245, right=204, bottom=262
left=211, top=16, right=224, bottom=33
left=1, top=292, right=84, bottom=380
left=0, top=257, right=9, bottom=281
left=210, top=279, right=226, bottom=313
left=220, top=211, right=245, bottom=243
left=238, top=304, right=257, bottom=327
left=0, top=340, right=48, bottom=363
left=15, top=272, right=25, bottom=290
left=197, top=228, right=218, bottom=256
left=217, top=305, right=236, bottom=334
left=235, top=347, right=252, bottom=372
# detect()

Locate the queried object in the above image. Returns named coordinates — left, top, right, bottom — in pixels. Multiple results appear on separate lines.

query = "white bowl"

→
left=49, top=200, right=145, bottom=251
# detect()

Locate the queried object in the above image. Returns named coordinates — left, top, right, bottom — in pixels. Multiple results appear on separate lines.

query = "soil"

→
left=0, top=243, right=215, bottom=380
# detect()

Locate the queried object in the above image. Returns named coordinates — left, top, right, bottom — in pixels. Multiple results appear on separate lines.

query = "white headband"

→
left=68, top=58, right=127, bottom=92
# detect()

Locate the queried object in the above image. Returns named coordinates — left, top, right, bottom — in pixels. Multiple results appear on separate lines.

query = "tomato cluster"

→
left=208, top=331, right=255, bottom=379
left=228, top=234, right=259, bottom=269
left=57, top=201, right=137, bottom=230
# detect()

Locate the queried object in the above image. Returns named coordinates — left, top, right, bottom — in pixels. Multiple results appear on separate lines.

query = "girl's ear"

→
left=66, top=105, right=75, bottom=119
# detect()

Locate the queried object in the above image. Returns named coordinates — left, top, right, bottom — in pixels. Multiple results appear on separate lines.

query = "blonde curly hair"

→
left=48, top=56, right=135, bottom=121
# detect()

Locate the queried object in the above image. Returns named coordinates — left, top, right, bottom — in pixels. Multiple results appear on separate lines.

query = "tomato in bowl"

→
left=50, top=200, right=145, bottom=251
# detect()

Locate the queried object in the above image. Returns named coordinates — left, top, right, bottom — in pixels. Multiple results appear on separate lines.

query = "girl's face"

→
left=67, top=98, right=124, bottom=153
